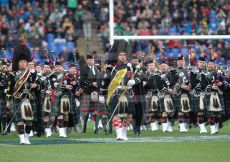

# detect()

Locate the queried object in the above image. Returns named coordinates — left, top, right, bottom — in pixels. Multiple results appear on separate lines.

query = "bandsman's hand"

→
left=92, top=82, right=97, bottom=87
left=46, top=90, right=52, bottom=95
left=75, top=91, right=81, bottom=96
left=181, top=84, right=191, bottom=91
left=66, top=85, right=73, bottom=90
left=212, top=85, right=218, bottom=90
left=30, top=83, right=37, bottom=88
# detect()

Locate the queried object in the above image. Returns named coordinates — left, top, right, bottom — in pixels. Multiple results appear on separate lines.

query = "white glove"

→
left=127, top=79, right=135, bottom=87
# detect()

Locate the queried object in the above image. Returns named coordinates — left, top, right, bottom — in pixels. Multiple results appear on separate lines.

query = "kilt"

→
left=13, top=98, right=37, bottom=122
left=190, top=94, right=206, bottom=113
left=52, top=95, right=61, bottom=116
left=80, top=94, right=98, bottom=113
left=109, top=94, right=134, bottom=116
left=158, top=95, right=175, bottom=113
left=145, top=93, right=160, bottom=116
left=70, top=97, right=80, bottom=124
left=52, top=93, right=74, bottom=116
left=173, top=93, right=191, bottom=112
left=205, top=92, right=225, bottom=116
left=97, top=101, right=109, bottom=116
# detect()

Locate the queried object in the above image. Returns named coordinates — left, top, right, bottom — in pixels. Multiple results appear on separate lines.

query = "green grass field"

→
left=1, top=121, right=230, bottom=162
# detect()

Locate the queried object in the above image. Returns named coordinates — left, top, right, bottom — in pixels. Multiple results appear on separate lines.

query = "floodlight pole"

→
left=109, top=0, right=114, bottom=45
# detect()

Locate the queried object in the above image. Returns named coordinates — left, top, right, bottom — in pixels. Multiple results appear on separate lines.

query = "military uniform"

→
left=190, top=57, right=209, bottom=133
left=40, top=61, right=53, bottom=137
left=205, top=60, right=227, bottom=134
left=174, top=55, right=192, bottom=132
left=49, top=62, right=67, bottom=137
left=8, top=44, right=38, bottom=144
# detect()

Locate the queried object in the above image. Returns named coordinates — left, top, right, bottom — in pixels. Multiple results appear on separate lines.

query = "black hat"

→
left=147, top=59, right=154, bottom=64
left=12, top=44, right=31, bottom=71
left=158, top=59, right=168, bottom=64
left=69, top=63, right=76, bottom=68
left=55, top=60, right=62, bottom=66
left=208, top=58, right=215, bottom=63
left=198, top=57, right=206, bottom=62
left=131, top=55, right=138, bottom=60
left=106, top=40, right=129, bottom=64
left=44, top=60, right=51, bottom=66
left=177, top=54, right=184, bottom=61
left=86, top=54, right=94, bottom=60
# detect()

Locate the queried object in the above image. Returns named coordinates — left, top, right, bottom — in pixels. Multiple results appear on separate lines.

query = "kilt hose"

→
left=80, top=94, right=98, bottom=113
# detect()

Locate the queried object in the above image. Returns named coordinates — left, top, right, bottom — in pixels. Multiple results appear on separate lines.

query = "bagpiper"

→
left=158, top=59, right=175, bottom=132
left=205, top=59, right=227, bottom=134
left=145, top=59, right=163, bottom=132
left=190, top=57, right=208, bottom=134
left=174, top=54, right=192, bottom=132
left=40, top=60, right=53, bottom=137
left=49, top=60, right=68, bottom=137
left=7, top=44, right=39, bottom=144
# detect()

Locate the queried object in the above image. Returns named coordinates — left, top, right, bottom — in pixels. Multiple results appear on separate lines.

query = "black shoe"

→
left=94, top=129, right=98, bottom=134
left=104, top=130, right=108, bottom=135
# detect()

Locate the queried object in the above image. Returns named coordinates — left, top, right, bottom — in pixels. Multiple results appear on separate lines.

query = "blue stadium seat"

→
left=181, top=48, right=189, bottom=56
left=46, top=34, right=55, bottom=43
left=6, top=50, right=12, bottom=60
left=48, top=42, right=56, bottom=51
left=168, top=27, right=177, bottom=35
left=66, top=42, right=75, bottom=53
left=171, top=48, right=180, bottom=57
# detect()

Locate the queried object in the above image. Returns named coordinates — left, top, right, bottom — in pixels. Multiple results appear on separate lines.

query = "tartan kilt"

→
left=13, top=98, right=37, bottom=122
left=80, top=94, right=98, bottom=113
left=205, top=93, right=225, bottom=116
left=109, top=94, right=134, bottom=116
left=70, top=96, right=80, bottom=124
left=158, top=95, right=175, bottom=113
left=97, top=101, right=109, bottom=116
left=190, top=95, right=205, bottom=113
left=145, top=94, right=160, bottom=116
left=173, top=93, right=191, bottom=112
left=51, top=95, right=61, bottom=116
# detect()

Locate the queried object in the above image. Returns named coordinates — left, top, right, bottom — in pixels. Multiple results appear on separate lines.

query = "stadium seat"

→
left=181, top=48, right=189, bottom=56
left=46, top=34, right=55, bottom=43
left=171, top=48, right=180, bottom=57
left=169, top=27, right=177, bottom=35
left=66, top=42, right=75, bottom=53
